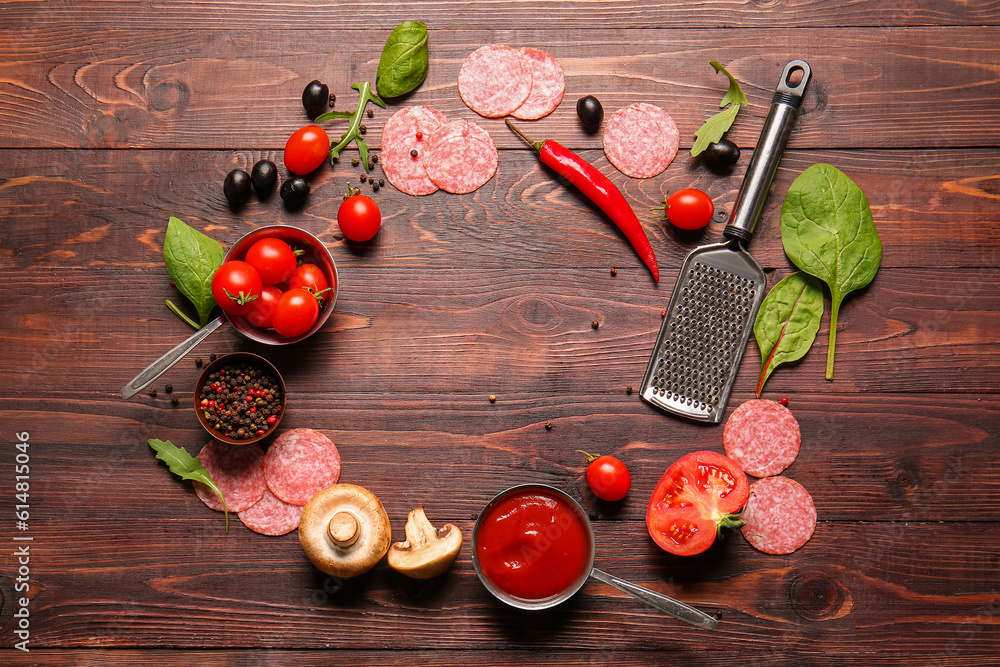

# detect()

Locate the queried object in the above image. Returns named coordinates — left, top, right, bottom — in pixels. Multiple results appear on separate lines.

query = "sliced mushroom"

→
left=387, top=507, right=463, bottom=579
left=299, top=484, right=392, bottom=578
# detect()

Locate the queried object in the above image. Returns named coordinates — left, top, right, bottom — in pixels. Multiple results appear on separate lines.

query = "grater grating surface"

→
left=640, top=242, right=766, bottom=422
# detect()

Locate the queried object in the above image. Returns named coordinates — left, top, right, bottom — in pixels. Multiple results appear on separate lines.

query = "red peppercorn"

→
left=256, top=430, right=265, bottom=436
left=250, top=406, right=257, bottom=413
left=661, top=309, right=667, bottom=317
left=780, top=397, right=789, bottom=406
left=416, top=131, right=423, bottom=140
left=208, top=400, right=216, bottom=408
left=266, top=415, right=277, bottom=424
left=245, top=395, right=253, bottom=403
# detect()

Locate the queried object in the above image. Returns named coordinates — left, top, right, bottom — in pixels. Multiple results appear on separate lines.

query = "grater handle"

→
left=723, top=60, right=811, bottom=245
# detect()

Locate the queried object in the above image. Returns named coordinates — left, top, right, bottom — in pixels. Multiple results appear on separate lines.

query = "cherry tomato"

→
left=665, top=188, right=715, bottom=230
left=211, top=261, right=262, bottom=316
left=289, top=263, right=331, bottom=303
left=271, top=287, right=320, bottom=338
left=284, top=125, right=330, bottom=176
left=245, top=285, right=283, bottom=329
left=244, top=238, right=297, bottom=285
left=580, top=451, right=631, bottom=501
left=338, top=189, right=381, bottom=242
left=646, top=450, right=749, bottom=556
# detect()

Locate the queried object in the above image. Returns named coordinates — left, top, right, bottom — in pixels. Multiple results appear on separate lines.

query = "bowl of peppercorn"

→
left=194, top=352, right=286, bottom=445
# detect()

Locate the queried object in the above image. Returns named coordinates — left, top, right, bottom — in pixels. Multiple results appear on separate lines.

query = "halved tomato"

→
left=646, top=450, right=749, bottom=556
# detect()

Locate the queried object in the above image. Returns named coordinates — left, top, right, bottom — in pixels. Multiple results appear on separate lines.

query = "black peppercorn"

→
left=148, top=387, right=157, bottom=397
left=352, top=157, right=359, bottom=166
left=359, top=124, right=367, bottom=134
left=372, top=154, right=379, bottom=163
left=195, top=358, right=203, bottom=367
left=410, top=149, right=418, bottom=158
left=165, top=384, right=173, bottom=393
left=367, top=109, right=374, bottom=118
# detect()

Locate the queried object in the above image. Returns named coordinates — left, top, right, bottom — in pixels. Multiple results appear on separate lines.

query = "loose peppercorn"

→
left=410, top=149, right=418, bottom=158
left=372, top=154, right=379, bottom=163
left=210, top=353, right=217, bottom=361
left=373, top=183, right=380, bottom=192
left=592, top=320, right=599, bottom=329
left=368, top=177, right=374, bottom=184
left=545, top=421, right=553, bottom=430
left=165, top=384, right=173, bottom=393
left=195, top=358, right=203, bottom=367
left=367, top=160, right=374, bottom=170
left=379, top=178, right=385, bottom=186
left=360, top=174, right=366, bottom=182
left=610, top=267, right=617, bottom=276
left=661, top=309, right=667, bottom=318
left=352, top=157, right=359, bottom=166
left=359, top=124, right=367, bottom=134
left=171, top=397, right=179, bottom=406
left=780, top=397, right=789, bottom=406
left=148, top=387, right=157, bottom=397
left=626, top=386, right=633, bottom=395
left=489, top=394, right=496, bottom=403
left=367, top=109, right=374, bottom=118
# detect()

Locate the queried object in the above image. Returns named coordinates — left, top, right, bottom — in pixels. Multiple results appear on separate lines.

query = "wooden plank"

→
left=1, top=391, right=997, bottom=522
left=3, top=0, right=999, bottom=29
left=0, top=149, right=997, bottom=271
left=0, top=262, right=997, bottom=394
left=1, top=523, right=997, bottom=654
left=1, top=28, right=999, bottom=149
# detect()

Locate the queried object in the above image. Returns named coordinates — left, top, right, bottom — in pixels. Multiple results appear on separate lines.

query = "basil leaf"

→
left=691, top=61, right=748, bottom=157
left=780, top=164, right=882, bottom=380
left=148, top=438, right=229, bottom=532
left=754, top=272, right=825, bottom=396
left=163, top=216, right=223, bottom=327
left=376, top=21, right=429, bottom=98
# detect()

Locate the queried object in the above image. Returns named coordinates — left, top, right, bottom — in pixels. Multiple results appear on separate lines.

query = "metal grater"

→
left=641, top=60, right=811, bottom=423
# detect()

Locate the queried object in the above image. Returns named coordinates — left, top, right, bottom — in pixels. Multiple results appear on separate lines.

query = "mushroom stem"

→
left=329, top=510, right=360, bottom=548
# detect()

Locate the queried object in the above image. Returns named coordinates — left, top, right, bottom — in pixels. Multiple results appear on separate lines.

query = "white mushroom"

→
left=299, top=484, right=392, bottom=578
left=387, top=507, right=463, bottom=579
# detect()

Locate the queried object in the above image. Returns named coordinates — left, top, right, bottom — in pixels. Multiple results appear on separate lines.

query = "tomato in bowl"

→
left=222, top=225, right=338, bottom=345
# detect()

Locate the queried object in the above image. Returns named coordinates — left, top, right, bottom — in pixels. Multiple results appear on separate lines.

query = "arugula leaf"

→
left=376, top=22, right=429, bottom=98
left=780, top=164, right=882, bottom=380
left=163, top=216, right=223, bottom=328
left=754, top=272, right=825, bottom=396
left=691, top=61, right=748, bottom=157
left=315, top=82, right=386, bottom=172
left=148, top=438, right=229, bottom=532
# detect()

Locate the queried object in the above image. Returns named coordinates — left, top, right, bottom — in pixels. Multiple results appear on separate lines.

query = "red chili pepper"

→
left=506, top=119, right=659, bottom=282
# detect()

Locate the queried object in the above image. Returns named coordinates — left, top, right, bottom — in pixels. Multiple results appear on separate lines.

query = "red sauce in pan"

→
left=475, top=488, right=591, bottom=600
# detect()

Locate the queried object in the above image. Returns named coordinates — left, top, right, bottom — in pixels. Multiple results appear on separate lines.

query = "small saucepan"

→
left=471, top=483, right=718, bottom=630
left=121, top=225, right=337, bottom=399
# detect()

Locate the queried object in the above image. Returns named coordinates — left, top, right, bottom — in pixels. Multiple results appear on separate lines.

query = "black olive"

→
left=576, top=95, right=604, bottom=130
left=250, top=160, right=278, bottom=196
left=302, top=80, right=330, bottom=120
left=223, top=169, right=252, bottom=207
left=279, top=176, right=310, bottom=208
left=702, top=138, right=741, bottom=170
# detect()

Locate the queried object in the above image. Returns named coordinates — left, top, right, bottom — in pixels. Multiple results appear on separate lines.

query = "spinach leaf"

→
left=315, top=82, right=386, bottom=172
left=691, top=61, right=749, bottom=157
left=376, top=21, right=429, bottom=98
left=163, top=216, right=223, bottom=328
left=780, top=164, right=882, bottom=379
left=148, top=438, right=229, bottom=532
left=754, top=272, right=825, bottom=396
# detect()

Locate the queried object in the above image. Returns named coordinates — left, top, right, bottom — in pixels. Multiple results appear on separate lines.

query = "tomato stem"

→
left=576, top=449, right=601, bottom=463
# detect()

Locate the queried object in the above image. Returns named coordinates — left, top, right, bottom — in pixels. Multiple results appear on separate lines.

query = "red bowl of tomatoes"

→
left=216, top=225, right=338, bottom=345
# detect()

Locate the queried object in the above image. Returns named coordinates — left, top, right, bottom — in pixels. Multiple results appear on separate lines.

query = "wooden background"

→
left=2, top=1, right=999, bottom=664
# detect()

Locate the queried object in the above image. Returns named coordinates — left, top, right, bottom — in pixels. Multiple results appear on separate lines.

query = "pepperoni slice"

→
left=741, top=476, right=817, bottom=555
left=423, top=119, right=498, bottom=194
left=381, top=106, right=449, bottom=196
left=723, top=399, right=801, bottom=478
left=238, top=487, right=304, bottom=536
left=263, top=428, right=341, bottom=506
left=458, top=45, right=533, bottom=118
left=602, top=102, right=679, bottom=178
left=510, top=48, right=565, bottom=121
left=194, top=440, right=266, bottom=513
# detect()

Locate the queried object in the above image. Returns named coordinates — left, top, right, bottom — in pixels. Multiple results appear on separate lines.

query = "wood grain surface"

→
left=2, top=1, right=999, bottom=665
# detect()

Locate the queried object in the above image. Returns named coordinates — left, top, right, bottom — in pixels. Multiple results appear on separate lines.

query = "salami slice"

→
left=423, top=119, right=498, bottom=194
left=238, top=487, right=304, bottom=536
left=510, top=48, right=565, bottom=121
left=381, top=106, right=449, bottom=196
left=263, top=428, right=341, bottom=506
left=723, top=399, right=801, bottom=478
left=602, top=102, right=679, bottom=178
left=458, top=45, right=533, bottom=118
left=741, top=476, right=816, bottom=555
left=194, top=440, right=266, bottom=513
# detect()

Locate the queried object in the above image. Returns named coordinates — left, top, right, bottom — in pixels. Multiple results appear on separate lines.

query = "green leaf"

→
left=780, top=164, right=882, bottom=380
left=376, top=21, right=429, bottom=98
left=690, top=61, right=748, bottom=157
left=323, top=82, right=386, bottom=172
left=148, top=438, right=229, bottom=532
left=754, top=272, right=825, bottom=396
left=163, top=216, right=224, bottom=328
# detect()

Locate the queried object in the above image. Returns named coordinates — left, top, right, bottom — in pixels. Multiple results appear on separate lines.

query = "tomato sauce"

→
left=475, top=488, right=591, bottom=600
